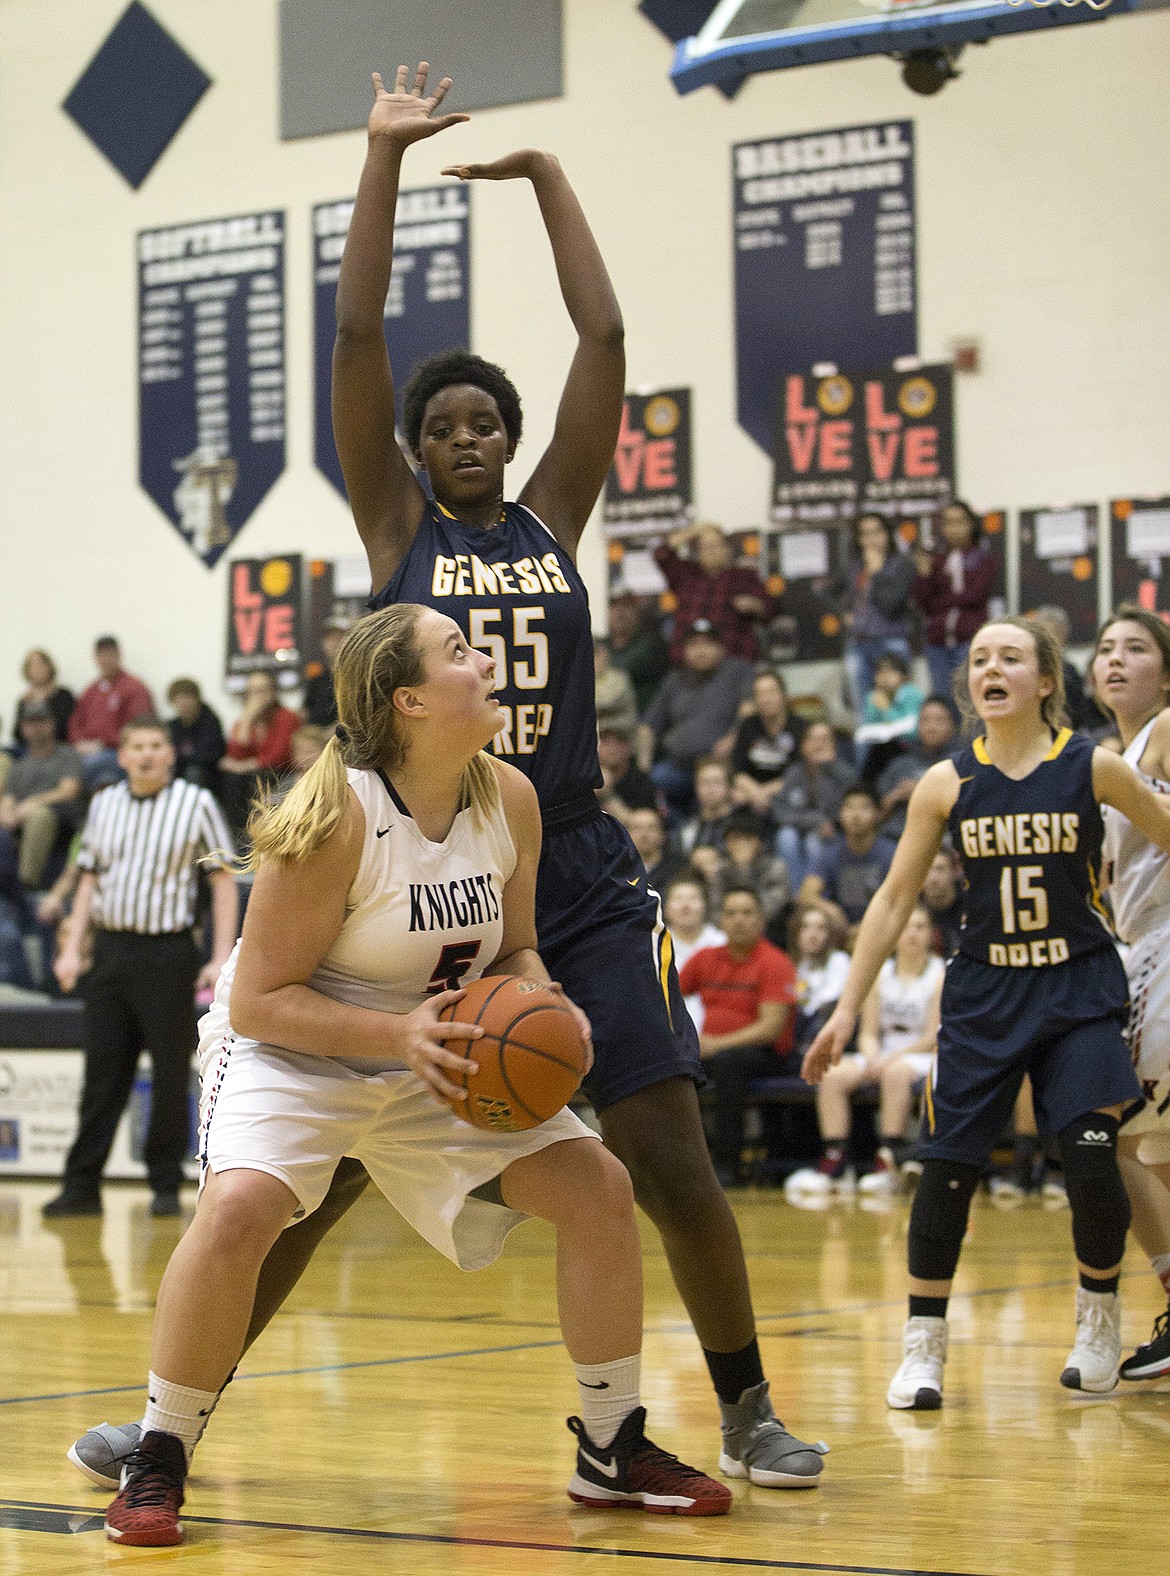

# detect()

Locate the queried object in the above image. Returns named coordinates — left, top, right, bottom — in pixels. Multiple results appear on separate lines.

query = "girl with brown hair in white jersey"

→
left=100, top=603, right=729, bottom=1546
left=1092, top=605, right=1170, bottom=1380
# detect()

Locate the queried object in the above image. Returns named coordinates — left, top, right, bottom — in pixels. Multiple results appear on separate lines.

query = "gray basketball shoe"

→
left=68, top=1421, right=141, bottom=1489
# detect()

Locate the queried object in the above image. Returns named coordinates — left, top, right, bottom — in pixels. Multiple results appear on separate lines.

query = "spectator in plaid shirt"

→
left=654, top=523, right=775, bottom=664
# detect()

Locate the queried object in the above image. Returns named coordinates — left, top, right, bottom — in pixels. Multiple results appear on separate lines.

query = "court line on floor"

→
left=0, top=1497, right=994, bottom=1574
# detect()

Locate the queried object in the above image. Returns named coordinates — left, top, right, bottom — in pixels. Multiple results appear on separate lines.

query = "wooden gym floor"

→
left=1, top=1178, right=1166, bottom=1575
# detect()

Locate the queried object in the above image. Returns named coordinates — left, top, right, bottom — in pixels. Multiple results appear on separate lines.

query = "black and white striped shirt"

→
left=77, top=779, right=234, bottom=934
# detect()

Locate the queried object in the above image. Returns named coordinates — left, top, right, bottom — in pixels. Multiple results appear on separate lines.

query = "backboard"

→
left=670, top=0, right=1142, bottom=91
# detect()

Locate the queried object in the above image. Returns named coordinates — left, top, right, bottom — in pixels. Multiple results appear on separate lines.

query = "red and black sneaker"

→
left=105, top=1430, right=187, bottom=1546
left=567, top=1407, right=731, bottom=1516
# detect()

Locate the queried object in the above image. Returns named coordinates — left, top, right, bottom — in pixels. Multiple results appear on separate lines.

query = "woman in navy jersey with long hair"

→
left=804, top=616, right=1170, bottom=1411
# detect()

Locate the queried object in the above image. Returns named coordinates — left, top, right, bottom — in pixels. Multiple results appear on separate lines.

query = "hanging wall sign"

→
left=1110, top=498, right=1170, bottom=616
left=1018, top=506, right=1100, bottom=644
left=139, top=212, right=286, bottom=566
left=734, top=122, right=917, bottom=455
left=226, top=555, right=303, bottom=688
left=761, top=522, right=848, bottom=662
left=313, top=185, right=470, bottom=499
left=603, top=388, right=693, bottom=536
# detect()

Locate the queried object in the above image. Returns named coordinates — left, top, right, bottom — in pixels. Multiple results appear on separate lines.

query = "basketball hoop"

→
left=1004, top=0, right=1113, bottom=9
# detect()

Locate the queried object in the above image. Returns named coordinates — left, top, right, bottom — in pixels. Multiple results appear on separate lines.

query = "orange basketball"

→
left=438, top=975, right=587, bottom=1133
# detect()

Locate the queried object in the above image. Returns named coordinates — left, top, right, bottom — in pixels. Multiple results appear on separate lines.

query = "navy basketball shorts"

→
left=536, top=803, right=702, bottom=1113
left=921, top=948, right=1142, bottom=1167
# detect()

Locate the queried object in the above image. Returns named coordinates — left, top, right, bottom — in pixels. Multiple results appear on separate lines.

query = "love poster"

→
left=603, top=388, right=693, bottom=536
left=225, top=555, right=303, bottom=688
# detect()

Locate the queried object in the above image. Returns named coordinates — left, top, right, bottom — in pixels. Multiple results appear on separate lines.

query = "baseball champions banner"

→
left=139, top=212, right=287, bottom=566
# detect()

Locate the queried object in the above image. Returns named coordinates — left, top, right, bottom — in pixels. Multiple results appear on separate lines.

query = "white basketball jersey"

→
left=203, top=765, right=516, bottom=1073
left=876, top=954, right=944, bottom=1060
left=1102, top=717, right=1170, bottom=944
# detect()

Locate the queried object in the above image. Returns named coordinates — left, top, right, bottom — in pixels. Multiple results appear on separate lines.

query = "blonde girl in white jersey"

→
left=1092, top=605, right=1170, bottom=1380
left=101, top=603, right=728, bottom=1547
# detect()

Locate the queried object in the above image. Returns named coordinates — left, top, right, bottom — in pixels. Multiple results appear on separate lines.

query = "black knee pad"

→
left=907, top=1160, right=980, bottom=1281
left=1058, top=1113, right=1131, bottom=1271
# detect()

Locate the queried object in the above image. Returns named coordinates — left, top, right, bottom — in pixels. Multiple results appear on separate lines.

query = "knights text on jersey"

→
left=948, top=728, right=1114, bottom=969
left=373, top=500, right=602, bottom=809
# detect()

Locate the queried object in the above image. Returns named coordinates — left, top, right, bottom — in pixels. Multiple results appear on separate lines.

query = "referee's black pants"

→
left=62, top=929, right=199, bottom=1197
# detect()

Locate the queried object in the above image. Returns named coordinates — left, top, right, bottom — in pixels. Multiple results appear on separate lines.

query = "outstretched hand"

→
left=368, top=64, right=469, bottom=147
left=800, top=1006, right=856, bottom=1086
left=442, top=150, right=551, bottom=183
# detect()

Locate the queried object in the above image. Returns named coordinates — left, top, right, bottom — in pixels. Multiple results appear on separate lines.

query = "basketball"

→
left=438, top=975, right=587, bottom=1133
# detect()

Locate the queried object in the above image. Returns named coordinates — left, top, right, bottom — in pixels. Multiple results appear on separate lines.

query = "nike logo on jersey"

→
left=627, top=877, right=639, bottom=886
left=579, top=1380, right=610, bottom=1390
left=376, top=827, right=391, bottom=838
left=578, top=1446, right=620, bottom=1478
left=1078, top=1131, right=1111, bottom=1144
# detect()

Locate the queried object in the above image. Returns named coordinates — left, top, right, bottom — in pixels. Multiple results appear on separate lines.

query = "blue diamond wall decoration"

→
left=63, top=2, right=211, bottom=190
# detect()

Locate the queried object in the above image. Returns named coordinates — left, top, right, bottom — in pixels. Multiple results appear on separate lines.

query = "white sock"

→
left=573, top=1354, right=641, bottom=1448
left=141, top=1371, right=220, bottom=1464
left=1151, top=1252, right=1170, bottom=1297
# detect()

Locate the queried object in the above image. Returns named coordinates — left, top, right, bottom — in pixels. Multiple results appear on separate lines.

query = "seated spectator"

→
left=166, top=678, right=226, bottom=796
left=0, top=704, right=84, bottom=890
left=218, top=672, right=301, bottom=837
left=704, top=809, right=791, bottom=932
left=596, top=725, right=658, bottom=822
left=12, top=649, right=74, bottom=747
left=789, top=902, right=852, bottom=1061
left=653, top=522, right=775, bottom=664
left=0, top=829, right=35, bottom=989
left=920, top=846, right=964, bottom=957
left=637, top=620, right=754, bottom=814
left=786, top=904, right=943, bottom=1198
left=302, top=621, right=347, bottom=728
left=663, top=870, right=726, bottom=1030
left=606, top=590, right=670, bottom=715
left=593, top=636, right=638, bottom=738
left=770, top=721, right=858, bottom=890
left=803, top=784, right=897, bottom=926
left=912, top=500, right=995, bottom=701
left=68, top=636, right=154, bottom=789
left=853, top=651, right=923, bottom=772
left=625, top=805, right=685, bottom=894
left=679, top=885, right=797, bottom=1187
left=1031, top=605, right=1096, bottom=731
left=289, top=723, right=332, bottom=779
left=731, top=667, right=804, bottom=817
left=678, top=755, right=735, bottom=859
left=874, top=695, right=959, bottom=840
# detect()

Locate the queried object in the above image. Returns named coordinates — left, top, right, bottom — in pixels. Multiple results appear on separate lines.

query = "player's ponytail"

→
left=245, top=734, right=351, bottom=867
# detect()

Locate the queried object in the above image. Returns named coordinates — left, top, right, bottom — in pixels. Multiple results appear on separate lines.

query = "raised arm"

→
left=444, top=151, right=624, bottom=553
left=333, top=66, right=469, bottom=592
left=801, top=761, right=956, bottom=1084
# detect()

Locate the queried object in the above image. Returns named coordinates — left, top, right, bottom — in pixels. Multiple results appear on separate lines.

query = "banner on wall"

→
left=303, top=556, right=372, bottom=681
left=226, top=555, right=303, bottom=688
left=771, top=365, right=954, bottom=523
left=1018, top=506, right=1100, bottom=644
left=761, top=522, right=848, bottom=662
left=313, top=186, right=470, bottom=499
left=1110, top=498, right=1170, bottom=616
left=734, top=122, right=917, bottom=455
left=603, top=389, right=693, bottom=535
left=138, top=212, right=286, bottom=567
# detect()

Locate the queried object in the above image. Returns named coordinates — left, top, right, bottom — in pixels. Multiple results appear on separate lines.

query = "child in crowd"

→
left=771, top=722, right=857, bottom=890
left=663, top=870, right=727, bottom=1031
left=703, top=810, right=791, bottom=932
left=854, top=653, right=924, bottom=771
left=803, top=785, right=898, bottom=926
left=678, top=756, right=735, bottom=856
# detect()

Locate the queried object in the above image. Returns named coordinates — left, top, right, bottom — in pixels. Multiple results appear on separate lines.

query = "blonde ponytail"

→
left=244, top=734, right=351, bottom=868
left=462, top=751, right=501, bottom=826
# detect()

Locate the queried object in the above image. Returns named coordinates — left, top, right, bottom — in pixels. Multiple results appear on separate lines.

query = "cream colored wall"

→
left=1, top=0, right=1167, bottom=721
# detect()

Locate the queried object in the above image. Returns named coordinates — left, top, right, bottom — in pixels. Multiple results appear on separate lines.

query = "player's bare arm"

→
left=230, top=786, right=482, bottom=1094
left=333, top=65, right=469, bottom=592
left=1093, top=745, right=1170, bottom=856
left=802, top=760, right=957, bottom=1084
left=439, top=152, right=623, bottom=555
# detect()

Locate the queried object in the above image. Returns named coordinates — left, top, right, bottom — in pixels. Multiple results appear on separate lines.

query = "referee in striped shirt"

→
left=44, top=719, right=238, bottom=1218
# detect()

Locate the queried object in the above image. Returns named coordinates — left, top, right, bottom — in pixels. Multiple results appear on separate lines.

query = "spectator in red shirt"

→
left=68, top=637, right=155, bottom=789
left=679, top=884, right=797, bottom=1187
left=654, top=522, right=774, bottom=664
left=912, top=500, right=996, bottom=702
left=219, top=671, right=301, bottom=838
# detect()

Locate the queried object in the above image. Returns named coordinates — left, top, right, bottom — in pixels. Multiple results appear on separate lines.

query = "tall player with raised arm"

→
left=804, top=617, right=1170, bottom=1409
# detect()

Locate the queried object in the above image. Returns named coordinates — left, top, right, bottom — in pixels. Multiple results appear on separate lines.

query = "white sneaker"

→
left=886, top=1317, right=947, bottom=1409
left=858, top=1148, right=901, bottom=1195
left=784, top=1166, right=832, bottom=1197
left=1060, top=1287, right=1121, bottom=1393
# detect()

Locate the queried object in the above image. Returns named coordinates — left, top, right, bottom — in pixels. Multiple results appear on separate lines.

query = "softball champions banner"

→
left=314, top=185, right=470, bottom=498
left=771, top=365, right=954, bottom=522
left=138, top=212, right=286, bottom=567
left=734, top=122, right=917, bottom=455
left=1110, top=498, right=1170, bottom=614
left=1018, top=506, right=1100, bottom=643
left=603, top=389, right=693, bottom=535
left=226, top=555, right=304, bottom=687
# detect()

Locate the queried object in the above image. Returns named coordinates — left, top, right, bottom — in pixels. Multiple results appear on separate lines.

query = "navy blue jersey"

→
left=949, top=728, right=1114, bottom=968
left=372, top=500, right=602, bottom=811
